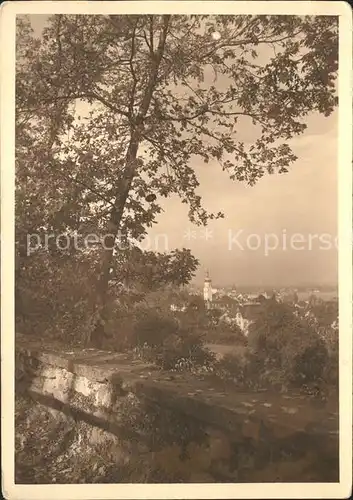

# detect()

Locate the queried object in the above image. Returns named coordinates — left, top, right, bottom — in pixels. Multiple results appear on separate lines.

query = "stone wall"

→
left=15, top=335, right=339, bottom=482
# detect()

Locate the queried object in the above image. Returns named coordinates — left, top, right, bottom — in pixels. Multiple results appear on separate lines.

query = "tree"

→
left=309, top=299, right=338, bottom=327
left=247, top=300, right=329, bottom=388
left=187, top=294, right=206, bottom=312
left=16, top=14, right=338, bottom=344
left=112, top=246, right=199, bottom=292
left=214, top=295, right=239, bottom=312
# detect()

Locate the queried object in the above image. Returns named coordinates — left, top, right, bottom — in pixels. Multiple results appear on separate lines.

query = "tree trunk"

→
left=88, top=15, right=171, bottom=347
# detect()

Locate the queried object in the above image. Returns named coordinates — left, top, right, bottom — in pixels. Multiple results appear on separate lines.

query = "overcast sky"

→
left=26, top=14, right=338, bottom=288
left=148, top=112, right=337, bottom=288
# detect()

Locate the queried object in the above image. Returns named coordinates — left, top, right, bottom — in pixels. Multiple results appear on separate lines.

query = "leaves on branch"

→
left=15, top=14, right=338, bottom=341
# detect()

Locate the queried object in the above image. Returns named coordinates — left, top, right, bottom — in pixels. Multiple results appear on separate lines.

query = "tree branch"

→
left=22, top=91, right=130, bottom=118
left=128, top=21, right=138, bottom=117
left=142, top=28, right=153, bottom=53
left=149, top=16, right=154, bottom=52
left=51, top=163, right=116, bottom=208
left=201, top=29, right=304, bottom=60
left=137, top=15, right=170, bottom=120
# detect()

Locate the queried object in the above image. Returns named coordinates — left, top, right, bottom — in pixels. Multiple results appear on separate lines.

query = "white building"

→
left=203, top=271, right=213, bottom=308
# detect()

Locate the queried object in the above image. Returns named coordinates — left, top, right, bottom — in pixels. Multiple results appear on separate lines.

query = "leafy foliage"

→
left=16, top=14, right=338, bottom=343
left=17, top=14, right=338, bottom=223
left=133, top=310, right=179, bottom=347
left=245, top=300, right=330, bottom=390
left=122, top=296, right=216, bottom=371
left=308, top=298, right=338, bottom=327
left=113, top=247, right=199, bottom=292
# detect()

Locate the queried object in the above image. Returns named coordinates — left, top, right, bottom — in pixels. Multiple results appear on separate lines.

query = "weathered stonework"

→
left=16, top=335, right=339, bottom=482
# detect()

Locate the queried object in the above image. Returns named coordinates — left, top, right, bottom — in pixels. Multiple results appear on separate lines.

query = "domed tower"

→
left=203, top=270, right=213, bottom=309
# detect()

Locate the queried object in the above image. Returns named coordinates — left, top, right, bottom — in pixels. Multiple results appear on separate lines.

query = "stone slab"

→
left=16, top=337, right=339, bottom=441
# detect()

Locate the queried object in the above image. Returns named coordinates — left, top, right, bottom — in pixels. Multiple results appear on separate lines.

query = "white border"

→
left=1, top=2, right=352, bottom=499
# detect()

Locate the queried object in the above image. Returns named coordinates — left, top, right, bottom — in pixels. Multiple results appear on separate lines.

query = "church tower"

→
left=203, top=270, right=213, bottom=308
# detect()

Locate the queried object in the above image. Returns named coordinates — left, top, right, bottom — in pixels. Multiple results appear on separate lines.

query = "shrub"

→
left=309, top=299, right=338, bottom=327
left=130, top=308, right=215, bottom=372
left=205, top=322, right=247, bottom=346
left=214, top=353, right=247, bottom=385
left=281, top=336, right=329, bottom=387
left=133, top=311, right=179, bottom=347
left=319, top=326, right=338, bottom=387
left=246, top=300, right=329, bottom=391
left=16, top=251, right=103, bottom=346
left=154, top=335, right=215, bottom=371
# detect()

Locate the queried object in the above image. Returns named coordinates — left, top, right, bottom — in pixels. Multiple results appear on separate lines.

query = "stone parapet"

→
left=15, top=335, right=339, bottom=482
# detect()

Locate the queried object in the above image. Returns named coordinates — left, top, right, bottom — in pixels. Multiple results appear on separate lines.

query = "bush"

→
left=133, top=311, right=179, bottom=347
left=205, top=322, right=247, bottom=346
left=319, top=326, right=338, bottom=387
left=130, top=308, right=215, bottom=372
left=309, top=299, right=338, bottom=327
left=245, top=300, right=330, bottom=391
left=154, top=334, right=215, bottom=371
left=281, top=337, right=329, bottom=387
left=16, top=251, right=103, bottom=346
left=214, top=353, right=247, bottom=385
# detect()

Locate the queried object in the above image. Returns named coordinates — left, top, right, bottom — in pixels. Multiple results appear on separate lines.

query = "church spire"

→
left=203, top=270, right=213, bottom=307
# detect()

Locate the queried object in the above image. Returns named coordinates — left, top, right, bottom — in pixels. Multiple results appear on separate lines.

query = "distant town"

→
left=171, top=271, right=339, bottom=339
left=188, top=275, right=337, bottom=302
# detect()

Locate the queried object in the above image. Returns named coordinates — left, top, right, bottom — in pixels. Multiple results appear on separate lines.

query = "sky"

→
left=147, top=111, right=338, bottom=288
left=25, top=14, right=338, bottom=288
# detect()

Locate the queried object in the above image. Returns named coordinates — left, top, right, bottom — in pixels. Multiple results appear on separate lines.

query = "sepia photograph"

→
left=1, top=1, right=352, bottom=499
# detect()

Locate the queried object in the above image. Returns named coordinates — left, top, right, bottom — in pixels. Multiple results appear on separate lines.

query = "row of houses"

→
left=169, top=273, right=338, bottom=338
